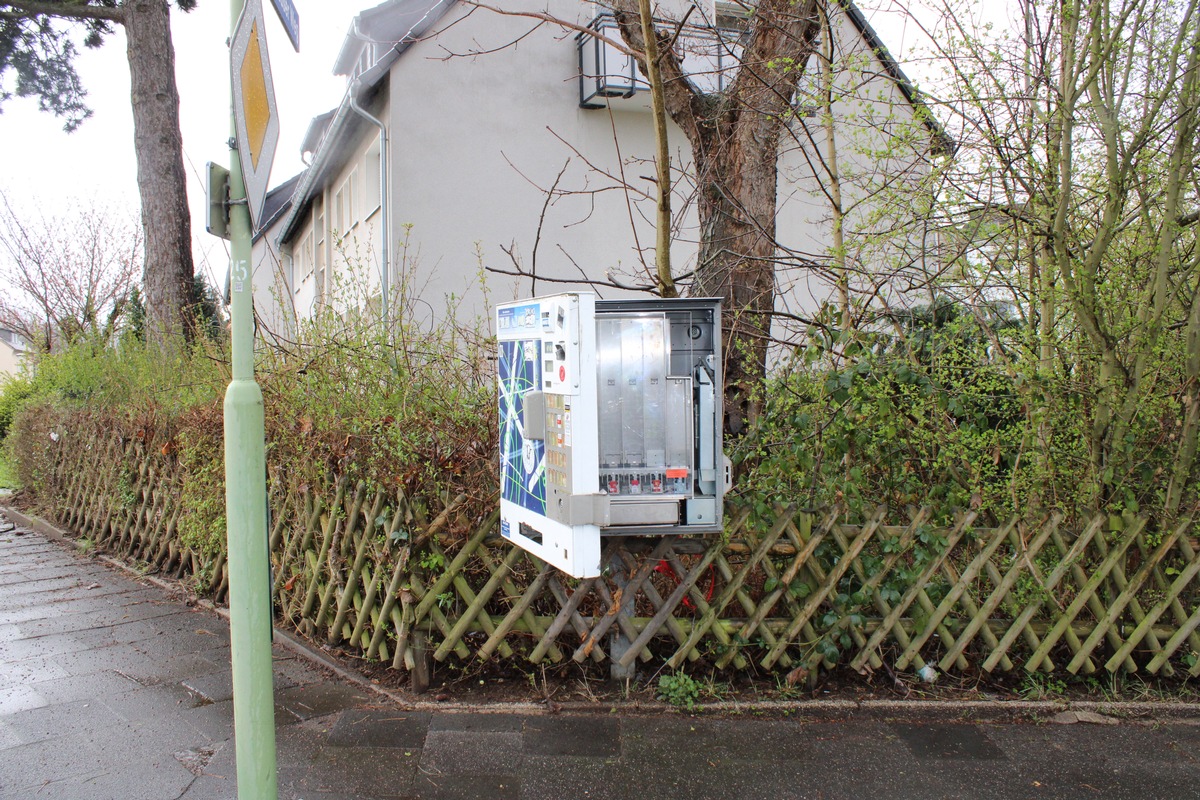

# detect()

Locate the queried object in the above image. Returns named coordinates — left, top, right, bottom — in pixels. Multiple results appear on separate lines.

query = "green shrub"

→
left=0, top=373, right=35, bottom=440
left=657, top=673, right=702, bottom=712
left=738, top=299, right=1198, bottom=527
left=7, top=267, right=498, bottom=550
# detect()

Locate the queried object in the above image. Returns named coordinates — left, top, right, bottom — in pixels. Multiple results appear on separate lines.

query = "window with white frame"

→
left=365, top=138, right=382, bottom=216
left=299, top=231, right=313, bottom=281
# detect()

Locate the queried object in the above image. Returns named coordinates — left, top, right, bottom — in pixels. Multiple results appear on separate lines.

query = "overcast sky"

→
left=0, top=1, right=935, bottom=290
left=0, top=2, right=357, bottom=288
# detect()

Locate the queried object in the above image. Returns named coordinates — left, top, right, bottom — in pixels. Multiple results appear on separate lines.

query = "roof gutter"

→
left=274, top=0, right=454, bottom=250
left=274, top=94, right=356, bottom=248
left=838, top=0, right=955, bottom=155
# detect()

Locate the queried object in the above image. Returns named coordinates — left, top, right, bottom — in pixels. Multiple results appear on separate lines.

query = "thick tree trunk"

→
left=692, top=123, right=781, bottom=435
left=610, top=0, right=820, bottom=434
left=124, top=0, right=193, bottom=346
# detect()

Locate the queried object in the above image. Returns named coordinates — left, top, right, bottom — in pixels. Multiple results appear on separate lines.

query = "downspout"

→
left=348, top=82, right=389, bottom=327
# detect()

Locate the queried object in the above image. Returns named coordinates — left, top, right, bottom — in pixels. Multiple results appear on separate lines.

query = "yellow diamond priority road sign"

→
left=231, top=0, right=280, bottom=228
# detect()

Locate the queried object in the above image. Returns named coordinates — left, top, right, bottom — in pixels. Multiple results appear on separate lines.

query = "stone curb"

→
left=5, top=505, right=1200, bottom=725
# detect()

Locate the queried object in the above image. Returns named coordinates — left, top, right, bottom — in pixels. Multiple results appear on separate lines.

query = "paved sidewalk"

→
left=2, top=510, right=1200, bottom=800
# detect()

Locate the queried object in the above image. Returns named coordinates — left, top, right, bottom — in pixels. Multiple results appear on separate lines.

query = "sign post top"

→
left=231, top=0, right=280, bottom=229
left=270, top=0, right=300, bottom=52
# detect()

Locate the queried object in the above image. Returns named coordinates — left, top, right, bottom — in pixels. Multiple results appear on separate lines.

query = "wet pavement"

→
left=2, top=509, right=1200, bottom=799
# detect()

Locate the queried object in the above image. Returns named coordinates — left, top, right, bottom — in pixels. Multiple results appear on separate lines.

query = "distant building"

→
left=0, top=328, right=28, bottom=381
left=249, top=0, right=948, bottom=341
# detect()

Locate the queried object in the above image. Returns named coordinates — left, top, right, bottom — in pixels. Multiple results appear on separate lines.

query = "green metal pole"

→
left=225, top=0, right=277, bottom=797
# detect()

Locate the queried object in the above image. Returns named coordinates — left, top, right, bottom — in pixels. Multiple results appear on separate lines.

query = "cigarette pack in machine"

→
left=497, top=293, right=729, bottom=578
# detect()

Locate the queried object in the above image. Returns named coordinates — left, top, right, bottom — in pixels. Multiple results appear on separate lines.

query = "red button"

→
left=558, top=365, right=566, bottom=381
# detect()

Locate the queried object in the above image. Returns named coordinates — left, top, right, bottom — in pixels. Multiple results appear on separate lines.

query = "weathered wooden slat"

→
left=536, top=574, right=603, bottom=664
left=762, top=511, right=884, bottom=668
left=1106, top=520, right=1200, bottom=671
left=432, top=543, right=522, bottom=662
left=366, top=492, right=465, bottom=659
left=338, top=482, right=368, bottom=558
left=478, top=557, right=554, bottom=661
left=809, top=512, right=909, bottom=672
left=573, top=539, right=671, bottom=663
left=1069, top=521, right=1181, bottom=673
left=476, top=546, right=565, bottom=663
left=300, top=478, right=348, bottom=618
left=406, top=573, right=471, bottom=660
left=1026, top=522, right=1141, bottom=672
left=1146, top=601, right=1200, bottom=674
left=724, top=508, right=845, bottom=668
left=583, top=563, right=652, bottom=671
left=412, top=509, right=498, bottom=623
left=850, top=512, right=976, bottom=672
left=1086, top=518, right=1162, bottom=674
left=843, top=509, right=929, bottom=672
left=982, top=515, right=1105, bottom=672
left=327, top=490, right=386, bottom=644
left=663, top=550, right=746, bottom=668
left=617, top=544, right=722, bottom=669
left=666, top=505, right=798, bottom=669
left=35, top=431, right=1200, bottom=680
left=1043, top=519, right=1129, bottom=674
left=939, top=515, right=1060, bottom=671
left=897, top=517, right=1015, bottom=670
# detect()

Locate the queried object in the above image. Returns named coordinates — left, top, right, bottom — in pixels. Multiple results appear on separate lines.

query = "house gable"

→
left=252, top=0, right=949, bottom=337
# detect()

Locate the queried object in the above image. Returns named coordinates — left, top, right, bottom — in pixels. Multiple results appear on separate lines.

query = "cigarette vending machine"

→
left=497, top=293, right=728, bottom=578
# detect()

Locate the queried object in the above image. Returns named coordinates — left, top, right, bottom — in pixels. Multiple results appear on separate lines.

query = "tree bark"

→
left=610, top=0, right=821, bottom=433
left=123, top=0, right=193, bottom=347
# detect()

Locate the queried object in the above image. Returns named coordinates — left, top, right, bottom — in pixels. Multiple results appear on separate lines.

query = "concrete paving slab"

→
left=0, top=720, right=21, bottom=751
left=105, top=649, right=228, bottom=686
left=429, top=711, right=526, bottom=733
left=271, top=652, right=332, bottom=685
left=412, top=771, right=518, bottom=800
left=183, top=669, right=236, bottom=704
left=47, top=640, right=166, bottom=677
left=274, top=681, right=374, bottom=721
left=327, top=708, right=432, bottom=748
left=420, top=729, right=522, bottom=774
left=8, top=760, right=197, bottom=800
left=0, top=655, right=71, bottom=687
left=523, top=714, right=620, bottom=757
left=299, top=745, right=422, bottom=797
left=178, top=696, right=237, bottom=741
left=29, top=667, right=142, bottom=704
left=518, top=755, right=622, bottom=800
left=622, top=714, right=818, bottom=763
left=1, top=696, right=127, bottom=745
left=0, top=683, right=48, bottom=715
left=0, top=734, right=111, bottom=796
left=891, top=721, right=1008, bottom=760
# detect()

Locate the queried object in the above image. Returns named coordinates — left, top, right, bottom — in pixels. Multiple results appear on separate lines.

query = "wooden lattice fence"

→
left=25, top=413, right=1200, bottom=687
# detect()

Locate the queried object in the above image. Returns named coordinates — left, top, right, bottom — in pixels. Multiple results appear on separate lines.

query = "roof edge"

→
left=839, top=0, right=954, bottom=155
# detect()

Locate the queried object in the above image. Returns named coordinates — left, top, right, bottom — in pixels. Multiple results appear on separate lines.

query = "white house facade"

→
left=250, top=0, right=948, bottom=343
left=0, top=328, right=28, bottom=381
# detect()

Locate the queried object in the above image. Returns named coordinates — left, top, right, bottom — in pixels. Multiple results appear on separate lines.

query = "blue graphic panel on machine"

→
left=499, top=338, right=546, bottom=515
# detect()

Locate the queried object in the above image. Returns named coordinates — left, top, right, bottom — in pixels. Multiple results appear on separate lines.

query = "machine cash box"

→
left=497, top=293, right=730, bottom=577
